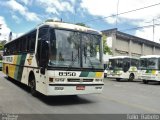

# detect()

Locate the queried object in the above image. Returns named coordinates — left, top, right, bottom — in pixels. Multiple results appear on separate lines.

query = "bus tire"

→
left=104, top=73, right=107, bottom=78
left=143, top=80, right=148, bottom=84
left=116, top=78, right=121, bottom=81
left=129, top=73, right=134, bottom=81
left=28, top=73, right=37, bottom=96
left=6, top=67, right=10, bottom=80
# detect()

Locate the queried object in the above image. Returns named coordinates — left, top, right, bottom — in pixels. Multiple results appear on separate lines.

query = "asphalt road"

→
left=0, top=71, right=160, bottom=115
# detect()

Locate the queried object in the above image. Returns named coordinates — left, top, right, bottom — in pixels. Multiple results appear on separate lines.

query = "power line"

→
left=120, top=23, right=160, bottom=32
left=120, top=17, right=160, bottom=32
left=82, top=2, right=160, bottom=24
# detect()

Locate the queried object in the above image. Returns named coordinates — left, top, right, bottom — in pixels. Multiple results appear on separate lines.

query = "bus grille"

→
left=67, top=79, right=93, bottom=82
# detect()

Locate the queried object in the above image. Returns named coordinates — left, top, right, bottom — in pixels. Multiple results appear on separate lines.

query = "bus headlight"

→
left=49, top=78, right=65, bottom=83
left=55, top=78, right=65, bottom=82
left=95, top=79, right=103, bottom=82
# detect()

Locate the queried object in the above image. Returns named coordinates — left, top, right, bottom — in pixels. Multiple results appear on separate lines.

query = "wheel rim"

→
left=30, top=80, right=35, bottom=91
left=129, top=74, right=134, bottom=80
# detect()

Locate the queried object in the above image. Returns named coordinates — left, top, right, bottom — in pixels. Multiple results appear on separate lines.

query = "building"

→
left=102, top=28, right=160, bottom=57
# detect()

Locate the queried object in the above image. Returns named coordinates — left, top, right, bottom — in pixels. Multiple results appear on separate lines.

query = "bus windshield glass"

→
left=49, top=29, right=103, bottom=69
left=109, top=59, right=123, bottom=70
left=139, top=58, right=147, bottom=70
left=147, top=58, right=158, bottom=69
left=139, top=58, right=158, bottom=70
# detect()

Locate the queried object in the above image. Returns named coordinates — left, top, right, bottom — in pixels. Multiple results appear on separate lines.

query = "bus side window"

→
left=123, top=59, right=130, bottom=72
left=18, top=39, right=22, bottom=53
left=15, top=40, right=19, bottom=54
left=21, top=36, right=27, bottom=52
left=158, top=59, right=160, bottom=70
left=6, top=44, right=10, bottom=55
left=29, top=30, right=36, bottom=52
left=26, top=36, right=30, bottom=52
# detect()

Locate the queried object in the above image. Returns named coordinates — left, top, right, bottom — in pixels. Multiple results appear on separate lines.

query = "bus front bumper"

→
left=140, top=75, right=160, bottom=81
left=45, top=84, right=104, bottom=96
left=107, top=74, right=127, bottom=79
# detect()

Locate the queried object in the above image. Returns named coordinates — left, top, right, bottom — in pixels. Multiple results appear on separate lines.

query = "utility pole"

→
left=116, top=0, right=119, bottom=28
left=153, top=18, right=155, bottom=42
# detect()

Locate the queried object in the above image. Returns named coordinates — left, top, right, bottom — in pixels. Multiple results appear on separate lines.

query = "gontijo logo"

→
left=27, top=55, right=33, bottom=65
left=5, top=56, right=13, bottom=63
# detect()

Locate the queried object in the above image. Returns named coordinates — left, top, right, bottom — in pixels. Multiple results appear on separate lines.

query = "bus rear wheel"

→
left=116, top=78, right=121, bottom=81
left=29, top=78, right=37, bottom=96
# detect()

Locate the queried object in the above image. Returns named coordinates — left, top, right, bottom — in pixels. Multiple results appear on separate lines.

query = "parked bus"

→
left=2, top=20, right=104, bottom=96
left=139, top=55, right=160, bottom=84
left=107, top=56, right=139, bottom=81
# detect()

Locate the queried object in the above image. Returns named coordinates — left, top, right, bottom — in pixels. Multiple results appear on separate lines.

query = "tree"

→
left=0, top=40, right=7, bottom=50
left=102, top=34, right=112, bottom=55
left=75, top=23, right=111, bottom=54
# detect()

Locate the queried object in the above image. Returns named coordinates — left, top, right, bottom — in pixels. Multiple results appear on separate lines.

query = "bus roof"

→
left=42, top=21, right=101, bottom=35
left=5, top=21, right=101, bottom=45
left=109, top=56, right=138, bottom=59
left=140, top=55, right=160, bottom=58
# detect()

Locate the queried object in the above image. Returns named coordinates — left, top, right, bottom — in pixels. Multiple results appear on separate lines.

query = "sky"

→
left=0, top=0, right=160, bottom=43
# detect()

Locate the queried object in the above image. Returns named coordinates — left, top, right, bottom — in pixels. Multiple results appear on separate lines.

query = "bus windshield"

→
left=139, top=58, right=147, bottom=70
left=139, top=58, right=158, bottom=70
left=49, top=29, right=103, bottom=69
left=147, top=58, right=158, bottom=69
left=109, top=59, right=123, bottom=70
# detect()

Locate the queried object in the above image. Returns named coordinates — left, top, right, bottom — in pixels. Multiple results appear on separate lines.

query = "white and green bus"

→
left=139, top=55, right=160, bottom=84
left=107, top=56, right=139, bottom=81
left=3, top=20, right=104, bottom=96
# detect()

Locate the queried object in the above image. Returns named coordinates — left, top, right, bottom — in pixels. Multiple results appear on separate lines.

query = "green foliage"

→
left=102, top=34, right=112, bottom=55
left=76, top=23, right=112, bottom=55
left=0, top=40, right=7, bottom=50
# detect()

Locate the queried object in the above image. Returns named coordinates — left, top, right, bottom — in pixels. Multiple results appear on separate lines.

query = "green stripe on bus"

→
left=14, top=54, right=27, bottom=81
left=79, top=72, right=89, bottom=77
left=14, top=55, right=21, bottom=80
left=88, top=72, right=96, bottom=77
left=17, top=54, right=27, bottom=81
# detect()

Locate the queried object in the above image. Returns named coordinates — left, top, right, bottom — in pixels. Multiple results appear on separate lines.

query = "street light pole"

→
left=153, top=18, right=155, bottom=42
left=116, top=0, right=119, bottom=28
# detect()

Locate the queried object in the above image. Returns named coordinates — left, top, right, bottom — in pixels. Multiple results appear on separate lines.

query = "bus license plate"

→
left=76, top=86, right=85, bottom=90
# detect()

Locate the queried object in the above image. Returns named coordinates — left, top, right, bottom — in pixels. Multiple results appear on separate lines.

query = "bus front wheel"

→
left=143, top=80, right=148, bottom=84
left=29, top=78, right=37, bottom=96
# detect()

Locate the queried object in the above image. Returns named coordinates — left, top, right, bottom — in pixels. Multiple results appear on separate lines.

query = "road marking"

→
left=100, top=94, right=159, bottom=113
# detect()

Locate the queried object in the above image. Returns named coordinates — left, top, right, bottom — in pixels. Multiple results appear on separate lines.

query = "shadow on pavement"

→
left=140, top=81, right=160, bottom=86
left=107, top=78, right=142, bottom=83
left=106, top=78, right=160, bottom=85
left=4, top=76, right=94, bottom=106
left=36, top=94, right=93, bottom=106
